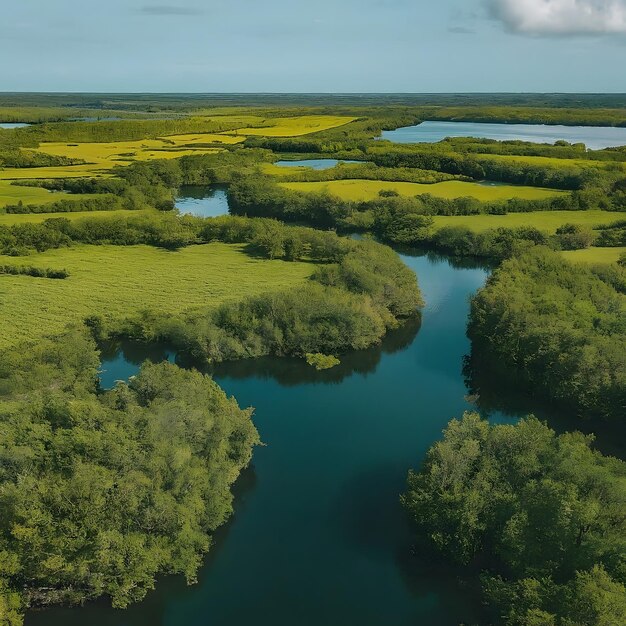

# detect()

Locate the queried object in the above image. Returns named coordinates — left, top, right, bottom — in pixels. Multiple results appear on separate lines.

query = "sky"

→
left=2, top=0, right=626, bottom=92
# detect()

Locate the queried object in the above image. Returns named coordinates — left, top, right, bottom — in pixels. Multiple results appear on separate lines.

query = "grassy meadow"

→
left=431, top=210, right=623, bottom=234
left=0, top=242, right=314, bottom=348
left=0, top=180, right=90, bottom=208
left=34, top=140, right=222, bottom=168
left=280, top=179, right=566, bottom=202
left=232, top=115, right=356, bottom=137
left=561, top=246, right=626, bottom=264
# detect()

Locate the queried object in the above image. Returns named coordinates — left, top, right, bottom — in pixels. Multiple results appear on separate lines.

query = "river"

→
left=27, top=249, right=524, bottom=626
left=24, top=193, right=621, bottom=625
left=381, top=120, right=626, bottom=150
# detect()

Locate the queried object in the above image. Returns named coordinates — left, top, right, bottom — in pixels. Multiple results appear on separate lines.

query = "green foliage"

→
left=0, top=264, right=68, bottom=279
left=305, top=353, right=341, bottom=370
left=0, top=330, right=259, bottom=622
left=468, top=247, right=626, bottom=417
left=120, top=239, right=421, bottom=364
left=402, top=413, right=626, bottom=626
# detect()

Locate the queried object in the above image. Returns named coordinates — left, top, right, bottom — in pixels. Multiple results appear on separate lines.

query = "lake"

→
left=275, top=159, right=361, bottom=170
left=0, top=122, right=30, bottom=129
left=28, top=249, right=617, bottom=626
left=175, top=184, right=230, bottom=217
left=381, top=120, right=626, bottom=150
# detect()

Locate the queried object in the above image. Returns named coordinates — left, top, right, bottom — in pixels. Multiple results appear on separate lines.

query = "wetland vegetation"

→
left=0, top=93, right=625, bottom=626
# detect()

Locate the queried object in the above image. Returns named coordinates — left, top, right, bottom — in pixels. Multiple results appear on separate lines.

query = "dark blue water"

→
left=274, top=159, right=361, bottom=170
left=381, top=121, right=626, bottom=150
left=175, top=185, right=230, bottom=218
left=28, top=250, right=526, bottom=626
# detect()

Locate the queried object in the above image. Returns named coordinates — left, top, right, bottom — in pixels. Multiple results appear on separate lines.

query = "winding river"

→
left=24, top=190, right=621, bottom=626
left=27, top=249, right=520, bottom=626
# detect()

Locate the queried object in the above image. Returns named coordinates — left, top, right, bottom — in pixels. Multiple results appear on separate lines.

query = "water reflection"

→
left=175, top=184, right=230, bottom=218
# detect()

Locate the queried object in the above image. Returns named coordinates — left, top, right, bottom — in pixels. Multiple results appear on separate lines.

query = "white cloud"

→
left=489, top=0, right=626, bottom=34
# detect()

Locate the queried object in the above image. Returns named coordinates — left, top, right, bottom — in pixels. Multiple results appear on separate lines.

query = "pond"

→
left=274, top=159, right=362, bottom=170
left=28, top=249, right=617, bottom=626
left=175, top=184, right=230, bottom=218
left=381, top=120, right=626, bottom=150
left=0, top=122, right=30, bottom=129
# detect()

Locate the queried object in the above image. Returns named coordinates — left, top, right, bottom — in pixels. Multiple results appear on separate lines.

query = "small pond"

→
left=175, top=184, right=230, bottom=218
left=0, top=122, right=31, bottom=129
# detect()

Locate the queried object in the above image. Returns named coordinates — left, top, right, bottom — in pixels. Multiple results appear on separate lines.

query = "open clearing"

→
left=162, top=133, right=246, bottom=145
left=430, top=210, right=623, bottom=233
left=231, top=115, right=356, bottom=137
left=280, top=179, right=565, bottom=202
left=0, top=243, right=314, bottom=348
left=34, top=140, right=222, bottom=168
left=0, top=180, right=89, bottom=208
left=561, top=246, right=626, bottom=264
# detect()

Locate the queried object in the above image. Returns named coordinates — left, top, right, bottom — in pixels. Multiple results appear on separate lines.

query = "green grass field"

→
left=0, top=180, right=86, bottom=208
left=431, top=211, right=623, bottom=234
left=232, top=115, right=356, bottom=137
left=561, top=246, right=626, bottom=264
left=0, top=243, right=314, bottom=348
left=280, top=179, right=565, bottom=202
left=0, top=163, right=116, bottom=180
left=0, top=208, right=157, bottom=226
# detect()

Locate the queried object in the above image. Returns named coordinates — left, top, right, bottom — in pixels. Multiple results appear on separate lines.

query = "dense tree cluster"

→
left=468, top=247, right=626, bottom=417
left=0, top=330, right=259, bottom=625
left=104, top=236, right=422, bottom=362
left=402, top=412, right=626, bottom=625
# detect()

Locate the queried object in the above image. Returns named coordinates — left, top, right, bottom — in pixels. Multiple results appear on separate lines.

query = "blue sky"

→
left=2, top=0, right=626, bottom=92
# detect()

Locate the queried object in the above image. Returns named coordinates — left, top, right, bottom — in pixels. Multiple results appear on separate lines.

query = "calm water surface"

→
left=0, top=122, right=30, bottom=129
left=28, top=251, right=526, bottom=626
left=275, top=159, right=361, bottom=170
left=175, top=185, right=230, bottom=217
left=381, top=120, right=626, bottom=150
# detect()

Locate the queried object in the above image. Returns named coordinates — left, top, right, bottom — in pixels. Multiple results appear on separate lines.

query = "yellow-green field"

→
left=0, top=180, right=88, bottom=208
left=34, top=140, right=222, bottom=168
left=0, top=243, right=314, bottom=348
left=162, top=133, right=246, bottom=145
left=561, top=246, right=626, bottom=264
left=231, top=115, right=356, bottom=137
left=431, top=210, right=623, bottom=233
left=0, top=208, right=157, bottom=226
left=280, top=179, right=565, bottom=202
left=0, top=163, right=115, bottom=180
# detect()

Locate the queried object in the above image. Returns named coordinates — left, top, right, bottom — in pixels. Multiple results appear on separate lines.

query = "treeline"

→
left=107, top=237, right=422, bottom=364
left=0, top=329, right=259, bottom=624
left=5, top=149, right=275, bottom=215
left=272, top=161, right=464, bottom=185
left=367, top=144, right=592, bottom=190
left=468, top=247, right=626, bottom=417
left=440, top=136, right=626, bottom=163
left=0, top=149, right=83, bottom=168
left=403, top=412, right=626, bottom=626
left=4, top=116, right=255, bottom=145
left=419, top=104, right=626, bottom=127
left=228, top=177, right=619, bottom=257
left=0, top=264, right=68, bottom=279
left=2, top=195, right=125, bottom=215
